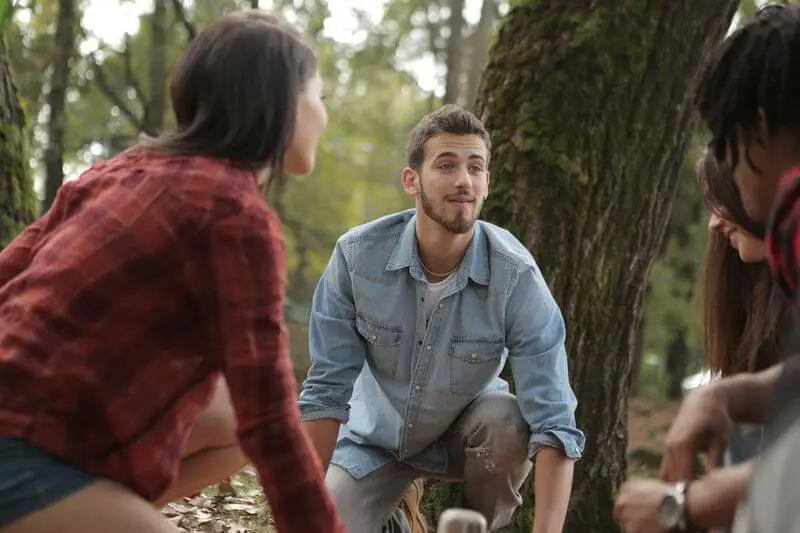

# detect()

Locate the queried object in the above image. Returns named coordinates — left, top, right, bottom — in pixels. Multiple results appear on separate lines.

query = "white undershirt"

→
left=425, top=273, right=456, bottom=322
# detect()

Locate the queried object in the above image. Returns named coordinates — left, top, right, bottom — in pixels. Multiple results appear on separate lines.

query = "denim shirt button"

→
left=425, top=345, right=432, bottom=351
left=414, top=385, right=420, bottom=391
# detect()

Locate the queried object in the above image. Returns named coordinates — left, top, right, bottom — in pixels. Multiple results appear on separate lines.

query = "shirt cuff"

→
left=529, top=429, right=584, bottom=460
left=299, top=405, right=350, bottom=424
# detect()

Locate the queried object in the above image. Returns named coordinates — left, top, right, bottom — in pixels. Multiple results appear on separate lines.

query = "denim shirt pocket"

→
left=448, top=337, right=505, bottom=395
left=356, top=313, right=403, bottom=378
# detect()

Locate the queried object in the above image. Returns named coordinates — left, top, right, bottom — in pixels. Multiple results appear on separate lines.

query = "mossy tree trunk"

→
left=429, top=1, right=740, bottom=532
left=0, top=38, right=37, bottom=249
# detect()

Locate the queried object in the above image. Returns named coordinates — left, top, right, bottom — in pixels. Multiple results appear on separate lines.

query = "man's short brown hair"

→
left=406, top=105, right=491, bottom=170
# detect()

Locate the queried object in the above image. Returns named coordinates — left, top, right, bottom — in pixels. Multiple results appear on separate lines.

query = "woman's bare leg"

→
left=154, top=376, right=248, bottom=506
left=3, top=479, right=180, bottom=533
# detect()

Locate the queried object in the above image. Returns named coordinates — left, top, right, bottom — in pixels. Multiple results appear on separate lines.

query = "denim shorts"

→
left=0, top=435, right=95, bottom=527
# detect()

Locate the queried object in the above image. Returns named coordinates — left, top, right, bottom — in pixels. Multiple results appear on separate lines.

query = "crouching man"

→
left=299, top=105, right=585, bottom=533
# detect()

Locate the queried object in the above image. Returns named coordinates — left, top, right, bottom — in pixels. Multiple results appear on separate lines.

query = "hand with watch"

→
left=657, top=481, right=699, bottom=533
left=614, top=479, right=700, bottom=533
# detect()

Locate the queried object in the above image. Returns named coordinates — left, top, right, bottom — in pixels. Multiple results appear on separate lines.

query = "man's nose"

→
left=453, top=167, right=471, bottom=189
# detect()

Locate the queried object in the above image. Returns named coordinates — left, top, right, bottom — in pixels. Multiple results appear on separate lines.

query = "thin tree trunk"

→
left=289, top=240, right=311, bottom=302
left=0, top=39, right=37, bottom=248
left=464, top=0, right=496, bottom=109
left=144, top=0, right=168, bottom=136
left=658, top=146, right=705, bottom=400
left=469, top=1, right=738, bottom=531
left=43, top=0, right=77, bottom=211
left=666, top=327, right=689, bottom=399
left=443, top=0, right=465, bottom=105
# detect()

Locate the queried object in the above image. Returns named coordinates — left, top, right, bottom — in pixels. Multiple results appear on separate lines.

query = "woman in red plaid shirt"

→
left=0, top=10, right=344, bottom=533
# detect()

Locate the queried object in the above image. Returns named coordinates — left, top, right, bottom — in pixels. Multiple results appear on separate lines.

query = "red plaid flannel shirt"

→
left=0, top=147, right=344, bottom=533
left=767, top=167, right=800, bottom=304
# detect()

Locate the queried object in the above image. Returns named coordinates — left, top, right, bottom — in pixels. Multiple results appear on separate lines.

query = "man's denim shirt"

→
left=298, top=210, right=585, bottom=479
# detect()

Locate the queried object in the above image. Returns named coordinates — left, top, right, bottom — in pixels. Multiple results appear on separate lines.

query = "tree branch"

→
left=122, top=33, right=147, bottom=107
left=419, top=0, right=445, bottom=61
left=170, top=0, right=196, bottom=40
left=88, top=52, right=144, bottom=131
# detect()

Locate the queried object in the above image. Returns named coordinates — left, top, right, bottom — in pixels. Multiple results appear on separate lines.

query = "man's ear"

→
left=402, top=167, right=419, bottom=196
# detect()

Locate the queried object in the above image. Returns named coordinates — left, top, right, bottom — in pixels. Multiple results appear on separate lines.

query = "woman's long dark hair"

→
left=698, top=148, right=791, bottom=376
left=140, top=11, right=317, bottom=170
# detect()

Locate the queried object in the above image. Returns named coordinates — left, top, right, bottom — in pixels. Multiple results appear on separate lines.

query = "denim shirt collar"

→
left=385, top=212, right=490, bottom=286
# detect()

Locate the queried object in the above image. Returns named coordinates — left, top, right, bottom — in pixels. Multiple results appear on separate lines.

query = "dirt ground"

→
left=627, top=396, right=681, bottom=477
left=161, top=395, right=680, bottom=532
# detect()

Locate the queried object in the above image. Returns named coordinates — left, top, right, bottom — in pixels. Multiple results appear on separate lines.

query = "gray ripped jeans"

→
left=325, top=391, right=532, bottom=533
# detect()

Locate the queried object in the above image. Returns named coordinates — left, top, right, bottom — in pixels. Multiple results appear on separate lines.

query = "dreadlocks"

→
left=696, top=4, right=800, bottom=171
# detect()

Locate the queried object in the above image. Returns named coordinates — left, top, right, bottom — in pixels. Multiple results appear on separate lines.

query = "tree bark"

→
left=469, top=1, right=738, bottom=531
left=43, top=0, right=77, bottom=211
left=442, top=0, right=465, bottom=105
left=144, top=0, right=168, bottom=136
left=0, top=39, right=37, bottom=249
left=629, top=307, right=646, bottom=397
left=464, top=0, right=496, bottom=109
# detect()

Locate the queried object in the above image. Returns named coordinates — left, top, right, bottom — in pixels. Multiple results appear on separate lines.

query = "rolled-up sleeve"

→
left=298, top=239, right=365, bottom=423
left=506, top=264, right=586, bottom=460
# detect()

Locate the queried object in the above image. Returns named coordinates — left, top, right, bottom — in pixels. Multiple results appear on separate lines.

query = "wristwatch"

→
left=656, top=481, right=694, bottom=532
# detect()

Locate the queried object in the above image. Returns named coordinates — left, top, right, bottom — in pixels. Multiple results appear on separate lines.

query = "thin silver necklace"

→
left=418, top=256, right=461, bottom=278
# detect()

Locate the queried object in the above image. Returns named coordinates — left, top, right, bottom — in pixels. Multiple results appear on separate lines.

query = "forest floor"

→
left=161, top=396, right=680, bottom=532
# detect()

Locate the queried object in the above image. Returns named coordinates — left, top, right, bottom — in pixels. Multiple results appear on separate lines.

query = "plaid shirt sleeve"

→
left=0, top=212, right=50, bottom=287
left=207, top=201, right=345, bottom=533
left=767, top=167, right=800, bottom=304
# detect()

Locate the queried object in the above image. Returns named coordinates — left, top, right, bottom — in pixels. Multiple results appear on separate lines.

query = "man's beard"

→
left=420, top=187, right=481, bottom=234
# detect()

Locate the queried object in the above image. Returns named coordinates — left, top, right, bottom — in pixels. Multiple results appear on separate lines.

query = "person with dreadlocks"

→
left=615, top=4, right=800, bottom=533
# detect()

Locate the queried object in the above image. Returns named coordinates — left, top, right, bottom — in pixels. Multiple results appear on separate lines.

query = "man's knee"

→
left=463, top=391, right=530, bottom=467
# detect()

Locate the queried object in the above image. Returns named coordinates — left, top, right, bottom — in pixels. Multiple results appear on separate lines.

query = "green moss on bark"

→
left=0, top=123, right=36, bottom=247
left=0, top=43, right=37, bottom=249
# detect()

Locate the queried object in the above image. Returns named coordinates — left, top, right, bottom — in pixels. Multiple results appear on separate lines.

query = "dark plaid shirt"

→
left=767, top=166, right=800, bottom=303
left=0, top=147, right=344, bottom=533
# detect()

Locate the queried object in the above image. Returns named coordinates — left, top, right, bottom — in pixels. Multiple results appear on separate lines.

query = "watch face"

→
left=657, top=495, right=682, bottom=528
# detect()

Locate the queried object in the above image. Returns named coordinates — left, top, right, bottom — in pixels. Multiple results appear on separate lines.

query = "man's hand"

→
left=616, top=461, right=755, bottom=533
left=613, top=480, right=668, bottom=533
left=660, top=365, right=782, bottom=482
left=660, top=383, right=734, bottom=482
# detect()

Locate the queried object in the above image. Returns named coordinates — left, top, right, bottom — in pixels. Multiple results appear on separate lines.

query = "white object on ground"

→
left=436, top=508, right=487, bottom=533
